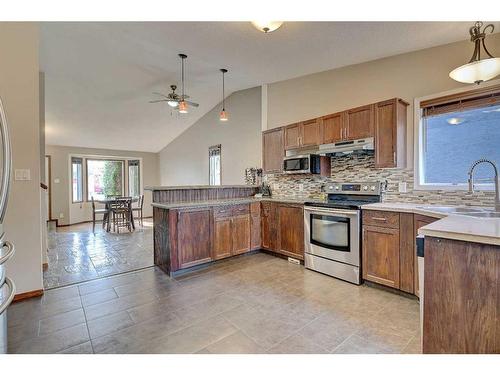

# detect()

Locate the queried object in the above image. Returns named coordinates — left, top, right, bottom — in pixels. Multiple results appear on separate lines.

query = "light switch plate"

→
left=398, top=182, right=407, bottom=193
left=14, top=169, right=31, bottom=181
left=54, top=178, right=60, bottom=184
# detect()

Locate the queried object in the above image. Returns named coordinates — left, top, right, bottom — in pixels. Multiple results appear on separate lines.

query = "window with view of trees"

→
left=128, top=160, right=140, bottom=197
left=209, top=145, right=221, bottom=186
left=418, top=86, right=500, bottom=188
left=86, top=159, right=124, bottom=200
left=71, top=157, right=83, bottom=203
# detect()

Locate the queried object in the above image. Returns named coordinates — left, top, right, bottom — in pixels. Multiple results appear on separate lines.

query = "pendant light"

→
left=219, top=69, right=228, bottom=122
left=450, top=22, right=500, bottom=85
left=251, top=21, right=283, bottom=33
left=178, top=53, right=188, bottom=113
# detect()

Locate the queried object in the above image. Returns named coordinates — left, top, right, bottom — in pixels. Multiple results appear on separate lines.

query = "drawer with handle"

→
left=231, top=204, right=250, bottom=216
left=213, top=206, right=233, bottom=218
left=362, top=210, right=399, bottom=229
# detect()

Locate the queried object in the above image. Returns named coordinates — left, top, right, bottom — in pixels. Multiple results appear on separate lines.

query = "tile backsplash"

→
left=264, top=152, right=496, bottom=206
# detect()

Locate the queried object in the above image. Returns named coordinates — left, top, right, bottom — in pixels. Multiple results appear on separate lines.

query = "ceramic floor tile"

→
left=38, top=308, right=86, bottom=336
left=87, top=311, right=135, bottom=339
left=203, top=331, right=265, bottom=354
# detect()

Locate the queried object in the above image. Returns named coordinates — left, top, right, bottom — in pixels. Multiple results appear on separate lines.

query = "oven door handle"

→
left=304, top=206, right=360, bottom=217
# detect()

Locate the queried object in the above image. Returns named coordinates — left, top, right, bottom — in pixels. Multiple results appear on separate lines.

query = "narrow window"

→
left=209, top=145, right=221, bottom=186
left=128, top=160, right=140, bottom=197
left=86, top=159, right=124, bottom=200
left=71, top=157, right=83, bottom=203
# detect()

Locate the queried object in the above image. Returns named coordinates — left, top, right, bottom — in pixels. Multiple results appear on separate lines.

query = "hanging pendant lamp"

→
left=178, top=54, right=188, bottom=113
left=219, top=69, right=228, bottom=122
left=450, top=21, right=500, bottom=85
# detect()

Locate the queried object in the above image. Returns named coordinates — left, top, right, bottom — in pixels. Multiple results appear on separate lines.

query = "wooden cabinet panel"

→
left=261, top=202, right=278, bottom=251
left=284, top=123, right=301, bottom=150
left=363, top=210, right=400, bottom=229
left=250, top=203, right=261, bottom=250
left=262, top=128, right=284, bottom=173
left=232, top=215, right=251, bottom=255
left=213, top=218, right=232, bottom=260
left=322, top=112, right=344, bottom=144
left=278, top=204, right=304, bottom=260
left=399, top=213, right=415, bottom=294
left=346, top=104, right=374, bottom=140
left=423, top=237, right=500, bottom=353
left=414, top=214, right=438, bottom=297
left=375, top=98, right=408, bottom=168
left=177, top=209, right=212, bottom=269
left=362, top=225, right=400, bottom=288
left=301, top=119, right=321, bottom=146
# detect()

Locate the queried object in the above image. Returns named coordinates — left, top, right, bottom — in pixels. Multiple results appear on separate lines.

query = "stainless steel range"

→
left=304, top=182, right=381, bottom=284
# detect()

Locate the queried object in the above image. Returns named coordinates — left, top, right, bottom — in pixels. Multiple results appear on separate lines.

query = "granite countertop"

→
left=145, top=185, right=259, bottom=191
left=151, top=196, right=326, bottom=210
left=362, top=202, right=500, bottom=246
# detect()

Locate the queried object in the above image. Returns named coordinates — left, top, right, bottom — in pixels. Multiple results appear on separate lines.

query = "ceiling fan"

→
left=149, top=54, right=199, bottom=113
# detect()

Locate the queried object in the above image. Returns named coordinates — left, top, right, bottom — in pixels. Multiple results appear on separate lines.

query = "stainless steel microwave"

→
left=283, top=154, right=322, bottom=174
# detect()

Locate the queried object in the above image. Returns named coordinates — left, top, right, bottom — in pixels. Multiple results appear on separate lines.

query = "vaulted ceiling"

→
left=41, top=22, right=483, bottom=152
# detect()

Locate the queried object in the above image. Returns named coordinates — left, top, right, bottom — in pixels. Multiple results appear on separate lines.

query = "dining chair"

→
left=110, top=197, right=133, bottom=233
left=132, top=194, right=144, bottom=226
left=91, top=197, right=109, bottom=233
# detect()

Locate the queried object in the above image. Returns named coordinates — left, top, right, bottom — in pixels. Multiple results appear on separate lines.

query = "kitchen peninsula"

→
left=147, top=185, right=318, bottom=275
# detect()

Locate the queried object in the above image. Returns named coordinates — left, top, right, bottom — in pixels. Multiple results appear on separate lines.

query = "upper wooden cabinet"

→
left=321, top=112, right=345, bottom=144
left=284, top=119, right=321, bottom=150
left=374, top=98, right=409, bottom=168
left=262, top=127, right=284, bottom=174
left=345, top=104, right=375, bottom=140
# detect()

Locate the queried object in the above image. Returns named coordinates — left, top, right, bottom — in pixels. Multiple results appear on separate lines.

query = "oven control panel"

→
left=324, top=182, right=381, bottom=195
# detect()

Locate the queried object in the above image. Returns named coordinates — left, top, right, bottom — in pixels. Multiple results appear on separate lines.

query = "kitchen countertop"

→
left=145, top=185, right=259, bottom=191
left=151, top=196, right=326, bottom=210
left=362, top=202, right=500, bottom=246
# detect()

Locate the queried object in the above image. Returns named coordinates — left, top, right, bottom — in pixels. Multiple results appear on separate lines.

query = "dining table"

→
left=96, top=196, right=139, bottom=232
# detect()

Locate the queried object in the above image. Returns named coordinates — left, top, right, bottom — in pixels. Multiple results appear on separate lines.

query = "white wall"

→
left=45, top=145, right=159, bottom=225
left=159, top=86, right=262, bottom=186
left=0, top=23, right=43, bottom=294
left=266, top=33, right=500, bottom=168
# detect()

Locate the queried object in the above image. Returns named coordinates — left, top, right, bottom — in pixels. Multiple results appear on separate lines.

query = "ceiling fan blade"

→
left=152, top=92, right=170, bottom=99
left=185, top=100, right=199, bottom=107
left=149, top=99, right=168, bottom=103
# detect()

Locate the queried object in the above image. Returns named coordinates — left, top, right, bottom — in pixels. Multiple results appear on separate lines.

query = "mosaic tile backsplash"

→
left=264, top=152, right=496, bottom=207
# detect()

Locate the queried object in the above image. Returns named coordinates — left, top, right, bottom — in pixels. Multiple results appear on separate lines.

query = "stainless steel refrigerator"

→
left=0, top=97, right=15, bottom=354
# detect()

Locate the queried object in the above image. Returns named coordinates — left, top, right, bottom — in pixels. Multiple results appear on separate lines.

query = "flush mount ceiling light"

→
left=450, top=21, right=500, bottom=85
left=251, top=21, right=283, bottom=33
left=219, top=69, right=228, bottom=122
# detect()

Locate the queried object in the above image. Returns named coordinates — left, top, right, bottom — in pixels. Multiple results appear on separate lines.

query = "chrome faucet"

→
left=468, top=159, right=500, bottom=211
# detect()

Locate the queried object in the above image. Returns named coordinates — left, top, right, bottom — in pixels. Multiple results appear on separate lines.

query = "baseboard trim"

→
left=13, top=289, right=44, bottom=302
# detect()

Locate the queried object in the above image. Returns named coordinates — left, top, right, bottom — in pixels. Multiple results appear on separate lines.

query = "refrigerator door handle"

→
left=0, top=277, right=16, bottom=315
left=0, top=241, right=14, bottom=265
left=0, top=97, right=12, bottom=223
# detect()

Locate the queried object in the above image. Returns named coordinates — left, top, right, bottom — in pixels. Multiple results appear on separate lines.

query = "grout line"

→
left=329, top=332, right=356, bottom=354
left=81, top=300, right=96, bottom=354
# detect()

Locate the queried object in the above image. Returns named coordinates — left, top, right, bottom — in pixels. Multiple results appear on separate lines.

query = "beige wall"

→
left=266, top=33, right=500, bottom=167
left=45, top=145, right=159, bottom=225
left=159, top=86, right=262, bottom=186
left=0, top=23, right=43, bottom=294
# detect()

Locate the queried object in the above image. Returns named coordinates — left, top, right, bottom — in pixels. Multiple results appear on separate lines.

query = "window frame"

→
left=85, top=158, right=125, bottom=201
left=127, top=159, right=141, bottom=197
left=71, top=157, right=83, bottom=203
left=414, top=79, right=500, bottom=191
left=208, top=144, right=222, bottom=186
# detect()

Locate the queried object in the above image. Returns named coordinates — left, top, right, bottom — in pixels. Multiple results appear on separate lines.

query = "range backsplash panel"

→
left=264, top=152, right=495, bottom=206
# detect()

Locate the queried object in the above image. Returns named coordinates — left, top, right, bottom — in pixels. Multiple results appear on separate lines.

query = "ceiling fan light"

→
left=219, top=110, right=228, bottom=122
left=449, top=58, right=500, bottom=84
left=251, top=21, right=283, bottom=33
left=167, top=100, right=178, bottom=108
left=178, top=100, right=188, bottom=114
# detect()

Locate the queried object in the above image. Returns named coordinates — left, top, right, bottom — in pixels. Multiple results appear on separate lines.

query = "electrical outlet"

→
left=54, top=178, right=60, bottom=184
left=398, top=182, right=407, bottom=193
left=59, top=213, right=64, bottom=219
left=299, top=184, right=304, bottom=192
left=288, top=257, right=300, bottom=265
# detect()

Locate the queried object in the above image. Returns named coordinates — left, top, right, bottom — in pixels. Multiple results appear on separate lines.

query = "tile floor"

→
left=9, top=252, right=421, bottom=354
left=43, top=219, right=154, bottom=289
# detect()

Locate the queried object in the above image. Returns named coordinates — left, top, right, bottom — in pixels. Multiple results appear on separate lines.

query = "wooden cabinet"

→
left=346, top=104, right=374, bottom=140
left=261, top=201, right=279, bottom=251
left=321, top=112, right=345, bottom=144
left=177, top=208, right=212, bottom=269
left=213, top=205, right=251, bottom=259
left=362, top=225, right=400, bottom=288
left=375, top=98, right=408, bottom=168
left=399, top=213, right=415, bottom=293
left=250, top=202, right=261, bottom=250
left=278, top=204, right=304, bottom=260
left=262, top=128, right=284, bottom=173
left=213, top=217, right=232, bottom=260
left=284, top=119, right=321, bottom=150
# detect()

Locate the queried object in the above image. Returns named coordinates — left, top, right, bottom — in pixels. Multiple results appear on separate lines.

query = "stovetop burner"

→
left=305, top=182, right=382, bottom=210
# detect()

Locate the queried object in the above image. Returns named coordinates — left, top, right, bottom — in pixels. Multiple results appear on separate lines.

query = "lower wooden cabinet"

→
left=232, top=215, right=251, bottom=255
left=213, top=210, right=251, bottom=259
left=213, top=217, right=232, bottom=260
left=177, top=208, right=213, bottom=269
left=362, top=225, right=400, bottom=288
left=261, top=202, right=278, bottom=251
left=413, top=214, right=439, bottom=296
left=278, top=204, right=304, bottom=260
left=250, top=202, right=261, bottom=250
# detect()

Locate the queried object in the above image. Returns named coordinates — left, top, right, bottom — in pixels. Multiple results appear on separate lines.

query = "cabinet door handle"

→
left=371, top=217, right=387, bottom=222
